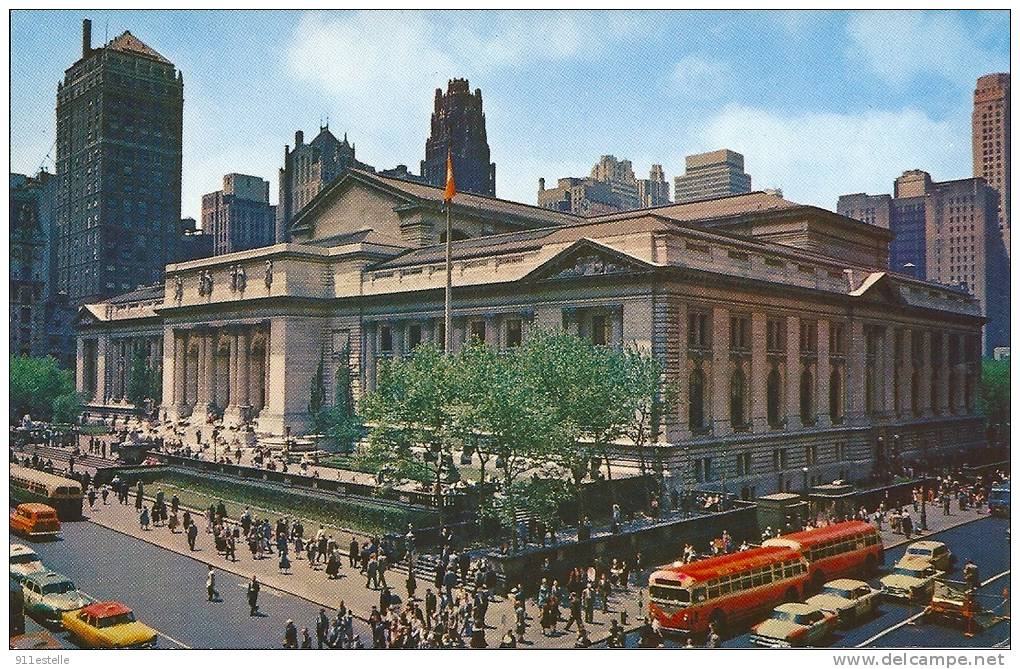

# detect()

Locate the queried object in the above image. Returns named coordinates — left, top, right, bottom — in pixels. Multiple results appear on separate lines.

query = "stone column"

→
left=786, top=316, right=802, bottom=428
left=817, top=320, right=831, bottom=428
left=882, top=327, right=895, bottom=415
left=238, top=329, right=251, bottom=409
left=847, top=320, right=866, bottom=427
left=191, top=329, right=215, bottom=423
left=710, top=307, right=730, bottom=436
left=897, top=329, right=911, bottom=416
left=937, top=333, right=950, bottom=414
left=95, top=336, right=108, bottom=404
left=918, top=331, right=932, bottom=416
left=223, top=330, right=242, bottom=425
left=750, top=311, right=768, bottom=433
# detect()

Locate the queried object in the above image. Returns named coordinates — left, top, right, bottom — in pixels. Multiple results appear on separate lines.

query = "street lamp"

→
left=920, top=478, right=928, bottom=532
left=802, top=466, right=809, bottom=491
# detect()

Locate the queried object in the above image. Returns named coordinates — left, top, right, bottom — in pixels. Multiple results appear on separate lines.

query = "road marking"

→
left=856, top=570, right=1011, bottom=648
left=77, top=589, right=192, bottom=649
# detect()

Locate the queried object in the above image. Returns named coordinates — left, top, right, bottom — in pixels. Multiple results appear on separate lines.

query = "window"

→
left=799, top=320, right=817, bottom=354
left=730, top=315, right=750, bottom=351
left=766, top=318, right=785, bottom=353
left=695, top=456, right=715, bottom=482
left=736, top=452, right=752, bottom=477
left=829, top=368, right=843, bottom=424
left=773, top=448, right=788, bottom=471
left=829, top=323, right=846, bottom=355
left=505, top=319, right=523, bottom=348
left=688, top=312, right=710, bottom=349
left=469, top=320, right=486, bottom=344
left=730, top=368, right=747, bottom=428
left=407, top=324, right=422, bottom=350
left=767, top=367, right=783, bottom=428
left=379, top=325, right=393, bottom=353
left=800, top=369, right=815, bottom=425
left=806, top=443, right=818, bottom=466
left=591, top=314, right=610, bottom=346
left=688, top=368, right=706, bottom=431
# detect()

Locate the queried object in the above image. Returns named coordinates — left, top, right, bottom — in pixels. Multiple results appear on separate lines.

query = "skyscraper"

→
left=55, top=19, right=184, bottom=305
left=275, top=126, right=370, bottom=242
left=972, top=73, right=1010, bottom=256
left=420, top=79, right=496, bottom=197
left=537, top=157, right=670, bottom=215
left=838, top=170, right=1009, bottom=354
left=638, top=164, right=671, bottom=208
left=674, top=149, right=752, bottom=203
left=202, top=174, right=275, bottom=255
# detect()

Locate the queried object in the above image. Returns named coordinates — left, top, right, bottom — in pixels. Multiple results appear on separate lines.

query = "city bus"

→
left=762, top=520, right=882, bottom=591
left=9, top=465, right=83, bottom=520
left=648, top=546, right=810, bottom=638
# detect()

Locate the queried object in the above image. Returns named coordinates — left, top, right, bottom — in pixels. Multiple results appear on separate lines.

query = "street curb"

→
left=882, top=511, right=991, bottom=550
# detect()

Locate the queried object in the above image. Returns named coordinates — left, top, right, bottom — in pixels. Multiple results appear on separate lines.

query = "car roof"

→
left=895, top=556, right=933, bottom=568
left=25, top=572, right=72, bottom=586
left=908, top=541, right=945, bottom=550
left=17, top=503, right=58, bottom=514
left=81, top=601, right=131, bottom=618
left=10, top=543, right=37, bottom=556
left=824, top=578, right=868, bottom=589
left=775, top=602, right=815, bottom=614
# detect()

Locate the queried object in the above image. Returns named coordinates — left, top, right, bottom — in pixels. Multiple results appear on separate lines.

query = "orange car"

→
left=10, top=504, right=61, bottom=540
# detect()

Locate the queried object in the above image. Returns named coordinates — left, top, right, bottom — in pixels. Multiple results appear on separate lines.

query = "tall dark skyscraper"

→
left=55, top=19, right=184, bottom=305
left=420, top=78, right=496, bottom=197
left=972, top=73, right=1010, bottom=257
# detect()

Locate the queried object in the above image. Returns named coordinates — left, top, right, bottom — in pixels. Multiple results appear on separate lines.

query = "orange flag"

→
left=443, top=149, right=456, bottom=202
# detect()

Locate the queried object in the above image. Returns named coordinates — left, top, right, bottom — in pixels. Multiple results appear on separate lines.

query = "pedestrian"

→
left=565, top=592, right=583, bottom=631
left=964, top=559, right=980, bottom=590
left=140, top=505, right=150, bottom=531
left=187, top=521, right=199, bottom=551
left=315, top=609, right=329, bottom=649
left=425, top=588, right=437, bottom=623
left=247, top=576, right=260, bottom=616
left=279, top=550, right=292, bottom=574
left=283, top=619, right=298, bottom=648
left=349, top=536, right=359, bottom=567
left=100, top=485, right=109, bottom=505
left=87, top=487, right=96, bottom=509
left=206, top=565, right=219, bottom=602
left=135, top=480, right=144, bottom=510
left=300, top=628, right=312, bottom=649
left=582, top=584, right=595, bottom=624
left=406, top=569, right=417, bottom=601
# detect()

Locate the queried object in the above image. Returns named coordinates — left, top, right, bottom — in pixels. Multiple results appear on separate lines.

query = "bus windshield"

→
left=650, top=586, right=691, bottom=604
left=892, top=566, right=926, bottom=578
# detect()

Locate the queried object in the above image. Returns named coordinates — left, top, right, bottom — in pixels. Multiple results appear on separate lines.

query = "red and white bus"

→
left=648, top=521, right=882, bottom=638
left=762, top=520, right=882, bottom=591
left=648, top=546, right=810, bottom=638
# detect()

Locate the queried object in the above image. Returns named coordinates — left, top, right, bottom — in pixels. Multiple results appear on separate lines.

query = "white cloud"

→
left=846, top=11, right=1005, bottom=86
left=692, top=104, right=966, bottom=208
left=668, top=55, right=732, bottom=101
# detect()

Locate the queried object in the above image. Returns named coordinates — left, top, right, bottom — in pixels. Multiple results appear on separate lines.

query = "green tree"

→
left=52, top=392, right=82, bottom=424
left=621, top=345, right=670, bottom=507
left=10, top=356, right=75, bottom=422
left=126, top=347, right=160, bottom=410
left=308, top=348, right=326, bottom=416
left=980, top=358, right=1010, bottom=430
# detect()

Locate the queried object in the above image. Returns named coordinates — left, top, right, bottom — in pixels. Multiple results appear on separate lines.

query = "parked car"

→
left=62, top=601, right=157, bottom=649
left=22, top=571, right=94, bottom=625
left=750, top=602, right=837, bottom=647
left=902, top=541, right=953, bottom=571
left=880, top=559, right=941, bottom=602
left=805, top=578, right=880, bottom=626
left=9, top=543, right=45, bottom=584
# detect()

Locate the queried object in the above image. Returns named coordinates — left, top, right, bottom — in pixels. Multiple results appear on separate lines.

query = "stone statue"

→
left=236, top=266, right=246, bottom=291
left=264, top=259, right=273, bottom=288
left=174, top=275, right=183, bottom=300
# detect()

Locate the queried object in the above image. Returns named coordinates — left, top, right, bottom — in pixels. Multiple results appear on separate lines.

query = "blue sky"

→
left=11, top=10, right=1010, bottom=220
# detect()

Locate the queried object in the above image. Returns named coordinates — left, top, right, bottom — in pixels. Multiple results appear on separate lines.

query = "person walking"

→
left=582, top=584, right=595, bottom=624
left=406, top=568, right=417, bottom=602
left=279, top=549, right=292, bottom=575
left=187, top=521, right=199, bottom=551
left=206, top=565, right=219, bottom=602
left=140, top=505, right=150, bottom=531
left=283, top=619, right=298, bottom=648
left=366, top=553, right=379, bottom=589
left=564, top=591, right=583, bottom=631
left=315, top=609, right=329, bottom=649
left=348, top=536, right=359, bottom=567
left=247, top=576, right=260, bottom=616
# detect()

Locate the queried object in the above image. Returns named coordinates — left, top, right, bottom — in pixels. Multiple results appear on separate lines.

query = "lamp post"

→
left=920, top=478, right=928, bottom=532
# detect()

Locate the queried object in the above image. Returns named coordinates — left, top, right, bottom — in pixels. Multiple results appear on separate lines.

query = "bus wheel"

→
left=784, top=587, right=799, bottom=603
left=865, top=554, right=877, bottom=576
left=709, top=610, right=727, bottom=639
left=811, top=571, right=826, bottom=593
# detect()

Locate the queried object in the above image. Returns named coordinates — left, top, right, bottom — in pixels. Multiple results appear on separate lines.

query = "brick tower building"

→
left=420, top=79, right=496, bottom=197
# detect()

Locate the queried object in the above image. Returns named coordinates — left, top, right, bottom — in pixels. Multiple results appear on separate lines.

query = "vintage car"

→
left=9, top=543, right=45, bottom=584
left=22, top=571, right=94, bottom=625
left=10, top=503, right=61, bottom=540
left=902, top=540, right=953, bottom=571
left=880, top=558, right=942, bottom=602
left=750, top=602, right=837, bottom=647
left=805, top=578, right=881, bottom=626
left=62, top=601, right=157, bottom=649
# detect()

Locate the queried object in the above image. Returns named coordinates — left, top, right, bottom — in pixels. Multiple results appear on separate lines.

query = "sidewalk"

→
left=877, top=503, right=988, bottom=550
left=81, top=496, right=646, bottom=648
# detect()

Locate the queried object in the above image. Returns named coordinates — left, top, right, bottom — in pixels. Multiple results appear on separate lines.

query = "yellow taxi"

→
left=61, top=601, right=157, bottom=648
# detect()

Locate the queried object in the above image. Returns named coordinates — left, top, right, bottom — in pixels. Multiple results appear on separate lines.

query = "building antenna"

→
left=38, top=138, right=56, bottom=174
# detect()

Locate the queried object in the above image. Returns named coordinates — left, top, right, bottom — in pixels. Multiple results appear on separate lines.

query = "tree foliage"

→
left=127, top=347, right=160, bottom=410
left=10, top=356, right=75, bottom=422
left=980, top=358, right=1010, bottom=427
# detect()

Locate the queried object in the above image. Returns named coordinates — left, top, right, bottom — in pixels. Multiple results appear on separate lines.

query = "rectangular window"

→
left=469, top=320, right=486, bottom=344
left=379, top=325, right=393, bottom=353
left=736, top=452, right=752, bottom=476
left=766, top=318, right=785, bottom=353
left=806, top=443, right=818, bottom=466
left=730, top=315, right=750, bottom=351
left=688, top=312, right=710, bottom=349
left=505, top=319, right=523, bottom=348
left=799, top=320, right=818, bottom=353
left=591, top=314, right=610, bottom=346
left=407, top=324, right=423, bottom=350
left=773, top=448, right=788, bottom=471
left=829, top=322, right=846, bottom=355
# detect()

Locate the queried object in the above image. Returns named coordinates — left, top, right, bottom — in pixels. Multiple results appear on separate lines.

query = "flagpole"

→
left=444, top=200, right=453, bottom=355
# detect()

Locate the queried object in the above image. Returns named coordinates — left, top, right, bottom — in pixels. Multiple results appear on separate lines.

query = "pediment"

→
left=849, top=272, right=905, bottom=305
left=73, top=305, right=104, bottom=327
left=523, top=238, right=656, bottom=283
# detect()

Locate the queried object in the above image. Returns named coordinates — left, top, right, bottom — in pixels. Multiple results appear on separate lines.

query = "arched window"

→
left=800, top=368, right=814, bottom=426
left=730, top=368, right=746, bottom=428
left=767, top=367, right=782, bottom=428
left=688, top=368, right=706, bottom=431
left=829, top=368, right=843, bottom=425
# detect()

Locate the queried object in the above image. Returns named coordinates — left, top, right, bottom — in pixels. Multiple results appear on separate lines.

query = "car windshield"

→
left=793, top=613, right=819, bottom=625
left=649, top=586, right=690, bottom=603
left=893, top=566, right=925, bottom=577
left=10, top=553, right=39, bottom=565
left=907, top=547, right=932, bottom=556
left=42, top=581, right=75, bottom=595
left=98, top=612, right=136, bottom=628
left=820, top=586, right=851, bottom=598
left=770, top=610, right=794, bottom=622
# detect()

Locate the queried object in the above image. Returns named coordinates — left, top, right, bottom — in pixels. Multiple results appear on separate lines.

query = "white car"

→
left=10, top=543, right=44, bottom=584
left=880, top=559, right=941, bottom=602
left=805, top=578, right=881, bottom=626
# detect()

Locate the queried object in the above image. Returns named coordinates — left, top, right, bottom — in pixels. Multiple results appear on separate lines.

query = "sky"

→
left=10, top=9, right=1011, bottom=221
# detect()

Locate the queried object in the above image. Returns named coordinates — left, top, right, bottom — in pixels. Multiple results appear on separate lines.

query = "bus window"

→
left=783, top=562, right=795, bottom=578
left=693, top=588, right=706, bottom=603
left=741, top=574, right=752, bottom=589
